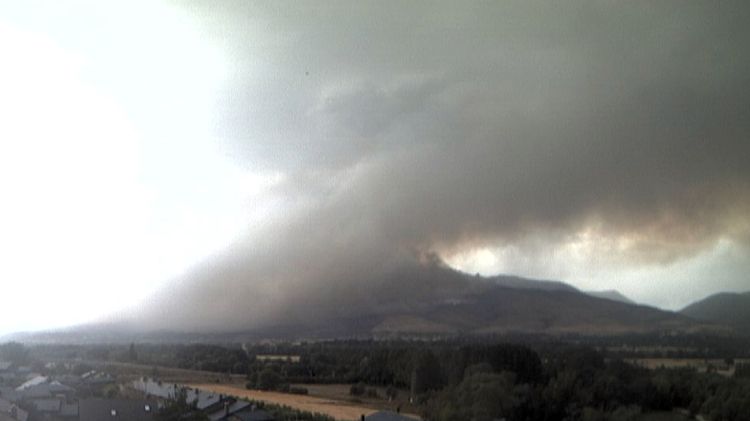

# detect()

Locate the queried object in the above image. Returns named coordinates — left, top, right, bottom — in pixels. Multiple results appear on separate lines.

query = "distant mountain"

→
left=585, top=290, right=635, bottom=305
left=13, top=262, right=725, bottom=344
left=487, top=275, right=579, bottom=293
left=680, top=292, right=750, bottom=336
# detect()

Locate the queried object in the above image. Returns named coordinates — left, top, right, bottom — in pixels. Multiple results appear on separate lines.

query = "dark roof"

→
left=365, top=411, right=418, bottom=421
left=78, top=398, right=156, bottom=421
left=208, top=400, right=251, bottom=421
left=230, top=408, right=275, bottom=421
left=186, top=388, right=222, bottom=410
left=60, top=402, right=78, bottom=417
left=29, top=398, right=61, bottom=412
left=18, top=385, right=51, bottom=400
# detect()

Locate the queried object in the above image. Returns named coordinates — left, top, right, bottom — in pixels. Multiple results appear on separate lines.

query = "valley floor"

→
left=188, top=383, right=421, bottom=421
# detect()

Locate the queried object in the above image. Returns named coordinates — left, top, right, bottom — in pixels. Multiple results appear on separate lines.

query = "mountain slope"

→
left=680, top=292, right=750, bottom=336
left=13, top=261, right=725, bottom=343
left=80, top=262, right=724, bottom=340
left=367, top=283, right=703, bottom=337
left=585, top=290, right=635, bottom=305
left=488, top=275, right=578, bottom=293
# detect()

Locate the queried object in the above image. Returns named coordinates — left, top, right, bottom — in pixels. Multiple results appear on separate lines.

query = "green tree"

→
left=257, top=368, right=282, bottom=391
left=423, top=371, right=521, bottom=421
left=128, top=343, right=138, bottom=362
left=411, top=350, right=442, bottom=397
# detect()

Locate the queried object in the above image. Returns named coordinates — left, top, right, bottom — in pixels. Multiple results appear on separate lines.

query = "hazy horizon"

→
left=1, top=1, right=749, bottom=335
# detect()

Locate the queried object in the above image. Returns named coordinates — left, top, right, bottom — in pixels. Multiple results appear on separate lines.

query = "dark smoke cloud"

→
left=129, top=1, right=750, bottom=330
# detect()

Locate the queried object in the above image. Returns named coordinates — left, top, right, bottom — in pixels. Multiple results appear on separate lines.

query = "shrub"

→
left=350, top=382, right=366, bottom=396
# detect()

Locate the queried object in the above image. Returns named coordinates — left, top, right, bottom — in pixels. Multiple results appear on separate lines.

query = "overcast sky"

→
left=1, top=1, right=749, bottom=334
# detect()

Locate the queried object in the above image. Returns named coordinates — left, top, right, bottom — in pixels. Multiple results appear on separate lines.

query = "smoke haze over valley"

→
left=1, top=1, right=750, bottom=335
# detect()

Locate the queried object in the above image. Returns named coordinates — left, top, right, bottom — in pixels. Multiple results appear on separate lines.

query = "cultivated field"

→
left=84, top=360, right=244, bottom=383
left=89, top=360, right=419, bottom=420
left=293, top=384, right=420, bottom=416
left=627, top=358, right=750, bottom=377
left=189, top=383, right=416, bottom=421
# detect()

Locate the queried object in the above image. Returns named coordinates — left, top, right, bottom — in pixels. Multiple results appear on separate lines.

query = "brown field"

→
left=85, top=360, right=246, bottom=383
left=92, top=360, right=418, bottom=420
left=292, top=384, right=420, bottom=417
left=255, top=354, right=302, bottom=363
left=627, top=358, right=750, bottom=377
left=189, top=383, right=420, bottom=421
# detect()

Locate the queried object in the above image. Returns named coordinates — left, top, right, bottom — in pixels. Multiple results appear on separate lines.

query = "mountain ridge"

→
left=585, top=290, right=636, bottom=305
left=8, top=263, right=729, bottom=343
left=680, top=291, right=750, bottom=336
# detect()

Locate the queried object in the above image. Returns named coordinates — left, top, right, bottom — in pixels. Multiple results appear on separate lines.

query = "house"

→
left=28, top=397, right=61, bottom=415
left=207, top=399, right=251, bottom=420
left=132, top=379, right=274, bottom=420
left=69, top=371, right=114, bottom=396
left=78, top=398, right=155, bottom=421
left=25, top=396, right=79, bottom=420
left=17, top=380, right=75, bottom=401
left=0, top=398, right=28, bottom=421
left=15, top=377, right=47, bottom=392
left=131, top=378, right=177, bottom=400
left=185, top=388, right=223, bottom=412
left=133, top=379, right=239, bottom=414
left=58, top=402, right=77, bottom=418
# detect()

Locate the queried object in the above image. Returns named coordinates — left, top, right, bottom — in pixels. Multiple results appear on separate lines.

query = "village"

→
left=0, top=356, right=269, bottom=420
left=0, top=356, right=413, bottom=421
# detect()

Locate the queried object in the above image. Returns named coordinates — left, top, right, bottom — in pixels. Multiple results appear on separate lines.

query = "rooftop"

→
left=78, top=398, right=156, bottom=421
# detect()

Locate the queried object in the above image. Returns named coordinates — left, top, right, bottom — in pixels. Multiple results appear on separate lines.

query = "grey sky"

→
left=125, top=1, right=750, bottom=331
left=1, top=1, right=749, bottom=333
